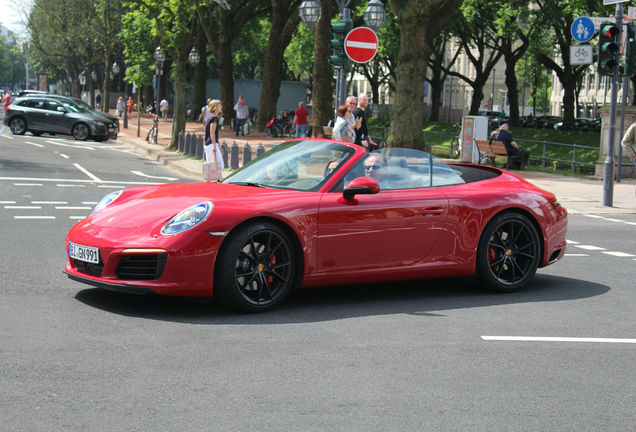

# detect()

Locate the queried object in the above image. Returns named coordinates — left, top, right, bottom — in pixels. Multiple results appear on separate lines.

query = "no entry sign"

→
left=344, top=27, right=379, bottom=64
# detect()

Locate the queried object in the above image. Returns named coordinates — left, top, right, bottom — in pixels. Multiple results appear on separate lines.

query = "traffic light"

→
left=598, top=22, right=620, bottom=76
left=625, top=23, right=636, bottom=76
left=329, top=19, right=352, bottom=67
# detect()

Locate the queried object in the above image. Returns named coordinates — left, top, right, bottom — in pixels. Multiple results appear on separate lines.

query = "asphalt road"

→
left=1, top=129, right=635, bottom=431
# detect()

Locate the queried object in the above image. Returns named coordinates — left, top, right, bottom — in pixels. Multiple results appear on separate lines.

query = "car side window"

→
left=20, top=99, right=46, bottom=109
left=45, top=100, right=62, bottom=111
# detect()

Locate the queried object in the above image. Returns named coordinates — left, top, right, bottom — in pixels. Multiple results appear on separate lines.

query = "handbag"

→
left=202, top=143, right=223, bottom=181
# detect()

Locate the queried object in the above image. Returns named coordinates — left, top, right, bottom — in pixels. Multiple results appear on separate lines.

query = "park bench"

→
left=475, top=139, right=508, bottom=167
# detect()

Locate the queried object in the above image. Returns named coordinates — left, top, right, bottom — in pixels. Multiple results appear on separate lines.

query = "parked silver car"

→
left=4, top=96, right=115, bottom=141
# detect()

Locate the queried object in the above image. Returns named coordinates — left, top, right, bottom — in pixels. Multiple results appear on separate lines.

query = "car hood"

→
left=93, top=111, right=118, bottom=122
left=88, top=181, right=309, bottom=229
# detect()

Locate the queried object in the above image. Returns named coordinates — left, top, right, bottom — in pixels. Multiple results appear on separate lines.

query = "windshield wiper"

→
left=229, top=181, right=268, bottom=188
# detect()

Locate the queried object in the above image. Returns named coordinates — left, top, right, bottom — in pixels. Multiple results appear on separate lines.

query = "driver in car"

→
left=364, top=154, right=389, bottom=188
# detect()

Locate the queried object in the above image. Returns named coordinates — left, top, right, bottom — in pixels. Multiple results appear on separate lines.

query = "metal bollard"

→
left=178, top=131, right=185, bottom=153
left=196, top=135, right=204, bottom=160
left=230, top=142, right=240, bottom=170
left=221, top=142, right=229, bottom=167
left=243, top=143, right=252, bottom=166
left=185, top=133, right=192, bottom=156
left=256, top=143, right=265, bottom=158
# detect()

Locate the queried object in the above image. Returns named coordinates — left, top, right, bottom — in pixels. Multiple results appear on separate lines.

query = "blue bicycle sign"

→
left=571, top=17, right=595, bottom=43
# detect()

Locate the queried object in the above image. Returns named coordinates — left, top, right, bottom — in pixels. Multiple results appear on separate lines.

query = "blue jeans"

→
left=235, top=118, right=246, bottom=136
left=295, top=124, right=307, bottom=138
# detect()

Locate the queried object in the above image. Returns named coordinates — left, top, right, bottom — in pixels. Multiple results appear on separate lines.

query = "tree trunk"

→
left=310, top=0, right=333, bottom=138
left=504, top=56, right=520, bottom=125
left=256, top=0, right=299, bottom=132
left=387, top=0, right=463, bottom=149
left=430, top=81, right=442, bottom=121
left=102, top=59, right=111, bottom=113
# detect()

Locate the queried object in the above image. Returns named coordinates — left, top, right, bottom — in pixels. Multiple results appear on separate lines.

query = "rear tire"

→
left=214, top=222, right=299, bottom=312
left=476, top=212, right=541, bottom=292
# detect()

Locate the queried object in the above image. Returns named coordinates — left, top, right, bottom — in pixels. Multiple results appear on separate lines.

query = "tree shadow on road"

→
left=73, top=274, right=610, bottom=325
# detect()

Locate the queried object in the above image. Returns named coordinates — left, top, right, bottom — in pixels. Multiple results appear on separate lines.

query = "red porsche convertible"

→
left=64, top=139, right=568, bottom=312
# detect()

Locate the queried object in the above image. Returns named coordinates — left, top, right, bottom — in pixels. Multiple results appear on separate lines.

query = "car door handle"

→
left=421, top=207, right=444, bottom=216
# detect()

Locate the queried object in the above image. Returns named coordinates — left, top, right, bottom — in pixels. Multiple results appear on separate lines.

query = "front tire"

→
left=476, top=212, right=541, bottom=292
left=9, top=117, right=27, bottom=135
left=214, top=222, right=299, bottom=312
left=72, top=123, right=90, bottom=140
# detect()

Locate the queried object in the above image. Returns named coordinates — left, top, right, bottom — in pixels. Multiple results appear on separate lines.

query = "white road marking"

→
left=0, top=176, right=158, bottom=186
left=604, top=218, right=624, bottom=222
left=0, top=201, right=17, bottom=204
left=14, top=183, right=43, bottom=187
left=482, top=336, right=636, bottom=344
left=55, top=206, right=91, bottom=210
left=602, top=251, right=636, bottom=258
left=2, top=132, right=11, bottom=138
left=97, top=185, right=126, bottom=189
left=31, top=201, right=68, bottom=205
left=14, top=215, right=56, bottom=220
left=73, top=163, right=102, bottom=182
left=564, top=253, right=589, bottom=257
left=130, top=170, right=178, bottom=181
left=574, top=244, right=606, bottom=251
left=25, top=141, right=44, bottom=148
left=57, top=184, right=85, bottom=188
left=82, top=201, right=98, bottom=205
left=59, top=153, right=70, bottom=159
left=69, top=216, right=86, bottom=220
left=4, top=205, right=42, bottom=209
left=45, top=140, right=94, bottom=150
left=566, top=239, right=579, bottom=244
left=628, top=222, right=636, bottom=226
left=583, top=214, right=604, bottom=219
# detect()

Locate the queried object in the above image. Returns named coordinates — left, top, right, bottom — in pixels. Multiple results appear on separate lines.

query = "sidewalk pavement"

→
left=116, top=112, right=636, bottom=215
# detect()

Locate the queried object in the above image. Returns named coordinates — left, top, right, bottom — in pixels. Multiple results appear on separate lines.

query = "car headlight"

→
left=161, top=202, right=213, bottom=236
left=89, top=190, right=122, bottom=215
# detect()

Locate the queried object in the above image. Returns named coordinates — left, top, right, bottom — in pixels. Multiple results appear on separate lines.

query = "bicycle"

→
left=146, top=114, right=159, bottom=144
left=449, top=135, right=460, bottom=159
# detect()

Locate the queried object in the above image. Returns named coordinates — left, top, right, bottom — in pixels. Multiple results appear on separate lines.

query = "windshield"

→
left=58, top=99, right=91, bottom=114
left=73, top=98, right=94, bottom=112
left=222, top=140, right=356, bottom=191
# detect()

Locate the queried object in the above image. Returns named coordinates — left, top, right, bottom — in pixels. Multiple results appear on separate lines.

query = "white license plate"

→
left=69, top=242, right=100, bottom=264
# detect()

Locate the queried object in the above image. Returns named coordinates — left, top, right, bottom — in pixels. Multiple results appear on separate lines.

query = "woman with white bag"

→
left=202, top=99, right=225, bottom=181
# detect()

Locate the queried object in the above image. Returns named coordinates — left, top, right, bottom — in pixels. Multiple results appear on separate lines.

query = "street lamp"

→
left=188, top=46, right=200, bottom=67
left=154, top=46, right=165, bottom=118
left=299, top=0, right=321, bottom=29
left=111, top=61, right=120, bottom=76
left=363, top=0, right=386, bottom=32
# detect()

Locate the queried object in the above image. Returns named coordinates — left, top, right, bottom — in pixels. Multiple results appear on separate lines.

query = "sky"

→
left=0, top=0, right=30, bottom=36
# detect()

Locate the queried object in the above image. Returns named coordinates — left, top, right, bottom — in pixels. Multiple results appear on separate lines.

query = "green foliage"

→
left=284, top=23, right=315, bottom=81
left=233, top=18, right=270, bottom=80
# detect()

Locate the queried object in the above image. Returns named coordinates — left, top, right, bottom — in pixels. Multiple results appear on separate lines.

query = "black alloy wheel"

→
left=476, top=212, right=541, bottom=292
left=9, top=117, right=27, bottom=135
left=215, top=222, right=298, bottom=312
left=72, top=123, right=90, bottom=140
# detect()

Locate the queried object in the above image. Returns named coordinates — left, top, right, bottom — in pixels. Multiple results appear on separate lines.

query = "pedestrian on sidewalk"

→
left=116, top=96, right=125, bottom=118
left=126, top=96, right=135, bottom=113
left=620, top=122, right=636, bottom=166
left=233, top=94, right=249, bottom=137
left=204, top=99, right=224, bottom=169
left=200, top=98, right=211, bottom=124
left=293, top=101, right=309, bottom=138
left=160, top=98, right=169, bottom=119
left=353, top=94, right=376, bottom=150
left=2, top=91, right=12, bottom=109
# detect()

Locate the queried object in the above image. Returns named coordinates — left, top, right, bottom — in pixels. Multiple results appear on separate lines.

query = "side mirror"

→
left=343, top=176, right=380, bottom=200
left=57, top=106, right=66, bottom=113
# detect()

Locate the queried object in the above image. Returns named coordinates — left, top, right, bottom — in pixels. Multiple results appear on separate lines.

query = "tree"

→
left=309, top=0, right=333, bottom=138
left=447, top=0, right=504, bottom=115
left=530, top=0, right=604, bottom=128
left=94, top=0, right=124, bottom=113
left=386, top=0, right=463, bottom=149
left=426, top=31, right=460, bottom=121
left=255, top=0, right=300, bottom=132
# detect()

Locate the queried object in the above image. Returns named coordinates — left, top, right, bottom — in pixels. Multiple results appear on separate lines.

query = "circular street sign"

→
left=571, top=17, right=595, bottom=43
left=344, top=27, right=379, bottom=64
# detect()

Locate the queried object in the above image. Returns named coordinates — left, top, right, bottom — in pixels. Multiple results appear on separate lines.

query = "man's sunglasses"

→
left=364, top=164, right=381, bottom=171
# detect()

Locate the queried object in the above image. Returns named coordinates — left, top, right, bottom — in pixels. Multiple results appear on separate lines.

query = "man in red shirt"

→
left=293, top=101, right=309, bottom=138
